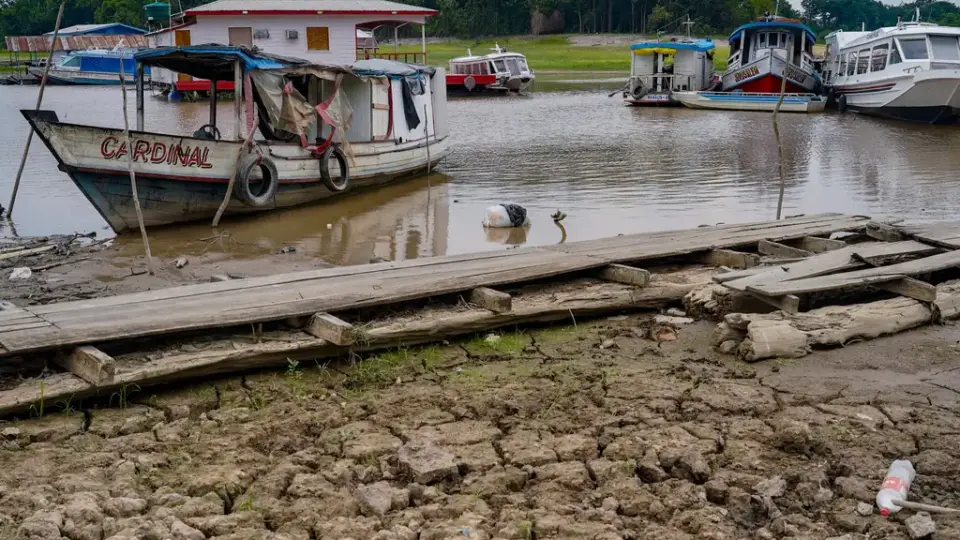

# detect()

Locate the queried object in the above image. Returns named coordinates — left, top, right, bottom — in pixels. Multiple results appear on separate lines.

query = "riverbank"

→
left=2, top=315, right=958, bottom=539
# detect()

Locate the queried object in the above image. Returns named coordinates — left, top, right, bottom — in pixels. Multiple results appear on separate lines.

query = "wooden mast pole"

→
left=6, top=1, right=66, bottom=218
left=119, top=63, right=156, bottom=275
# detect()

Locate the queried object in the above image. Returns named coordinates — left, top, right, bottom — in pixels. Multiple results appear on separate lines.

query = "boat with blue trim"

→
left=624, top=37, right=718, bottom=105
left=723, top=15, right=820, bottom=94
left=673, top=91, right=826, bottom=113
left=29, top=48, right=150, bottom=85
left=22, top=46, right=450, bottom=233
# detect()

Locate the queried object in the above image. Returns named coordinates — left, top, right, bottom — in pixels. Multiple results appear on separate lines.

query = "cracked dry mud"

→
left=2, top=316, right=960, bottom=540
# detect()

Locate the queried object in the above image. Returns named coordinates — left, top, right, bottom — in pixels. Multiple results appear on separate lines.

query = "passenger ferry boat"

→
left=29, top=48, right=149, bottom=85
left=23, top=47, right=450, bottom=233
left=447, top=44, right=534, bottom=93
left=823, top=13, right=960, bottom=124
left=723, top=15, right=819, bottom=94
left=624, top=38, right=717, bottom=105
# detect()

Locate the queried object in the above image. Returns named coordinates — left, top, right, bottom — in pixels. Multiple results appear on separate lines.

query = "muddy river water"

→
left=1, top=81, right=959, bottom=266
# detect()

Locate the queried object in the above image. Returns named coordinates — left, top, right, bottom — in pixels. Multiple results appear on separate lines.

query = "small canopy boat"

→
left=23, top=46, right=450, bottom=233
left=723, top=16, right=820, bottom=94
left=625, top=38, right=718, bottom=105
left=447, top=44, right=534, bottom=93
left=29, top=48, right=150, bottom=85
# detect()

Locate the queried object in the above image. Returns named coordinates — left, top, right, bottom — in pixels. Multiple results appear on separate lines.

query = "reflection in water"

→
left=2, top=85, right=960, bottom=265
left=483, top=225, right=530, bottom=246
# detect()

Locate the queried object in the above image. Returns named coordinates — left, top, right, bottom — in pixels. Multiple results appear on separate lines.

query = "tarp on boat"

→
left=630, top=39, right=715, bottom=55
left=351, top=58, right=436, bottom=78
left=134, top=45, right=323, bottom=80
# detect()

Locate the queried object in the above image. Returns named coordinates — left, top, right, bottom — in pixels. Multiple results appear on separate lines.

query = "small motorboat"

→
left=623, top=20, right=718, bottom=106
left=723, top=15, right=820, bottom=94
left=447, top=44, right=534, bottom=93
left=28, top=44, right=149, bottom=85
left=673, top=91, right=827, bottom=113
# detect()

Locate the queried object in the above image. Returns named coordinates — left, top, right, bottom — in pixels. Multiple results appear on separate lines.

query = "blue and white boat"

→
left=625, top=38, right=718, bottom=105
left=672, top=90, right=826, bottom=113
left=29, top=49, right=149, bottom=85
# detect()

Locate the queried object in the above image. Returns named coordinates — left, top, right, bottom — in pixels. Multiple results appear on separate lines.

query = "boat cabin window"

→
left=493, top=60, right=506, bottom=73
left=518, top=58, right=529, bottom=71
left=847, top=52, right=857, bottom=76
left=871, top=44, right=889, bottom=72
left=890, top=45, right=903, bottom=65
left=856, top=49, right=870, bottom=74
left=930, top=35, right=960, bottom=61
left=838, top=55, right=847, bottom=77
left=898, top=38, right=929, bottom=60
left=61, top=56, right=82, bottom=68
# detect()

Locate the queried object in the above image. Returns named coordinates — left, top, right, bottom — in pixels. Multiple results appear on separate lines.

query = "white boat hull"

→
left=674, top=91, right=827, bottom=113
left=722, top=54, right=818, bottom=94
left=24, top=110, right=450, bottom=233
left=831, top=69, right=960, bottom=124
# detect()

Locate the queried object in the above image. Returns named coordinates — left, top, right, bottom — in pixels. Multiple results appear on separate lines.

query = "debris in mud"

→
left=276, top=247, right=297, bottom=254
left=175, top=257, right=189, bottom=268
left=8, top=267, right=31, bottom=280
left=905, top=512, right=936, bottom=539
left=856, top=502, right=873, bottom=516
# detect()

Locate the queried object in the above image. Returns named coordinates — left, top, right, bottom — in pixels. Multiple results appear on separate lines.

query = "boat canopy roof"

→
left=135, top=45, right=434, bottom=81
left=729, top=20, right=816, bottom=44
left=630, top=39, right=715, bottom=55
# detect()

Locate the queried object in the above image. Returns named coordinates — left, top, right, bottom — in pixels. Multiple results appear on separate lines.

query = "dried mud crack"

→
left=2, top=317, right=960, bottom=540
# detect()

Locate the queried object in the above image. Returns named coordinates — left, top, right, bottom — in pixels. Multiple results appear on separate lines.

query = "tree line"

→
left=2, top=0, right=959, bottom=43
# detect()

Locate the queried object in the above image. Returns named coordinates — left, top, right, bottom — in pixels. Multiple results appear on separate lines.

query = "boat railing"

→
left=356, top=50, right=427, bottom=64
left=629, top=72, right=697, bottom=91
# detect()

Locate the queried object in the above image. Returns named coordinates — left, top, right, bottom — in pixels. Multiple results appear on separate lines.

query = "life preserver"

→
left=234, top=153, right=279, bottom=207
left=320, top=145, right=350, bottom=193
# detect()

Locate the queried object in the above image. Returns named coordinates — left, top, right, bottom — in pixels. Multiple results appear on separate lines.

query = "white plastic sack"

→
left=482, top=203, right=530, bottom=228
left=9, top=267, right=32, bottom=280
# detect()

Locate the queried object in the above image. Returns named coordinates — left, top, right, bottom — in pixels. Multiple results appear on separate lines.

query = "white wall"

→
left=188, top=14, right=426, bottom=65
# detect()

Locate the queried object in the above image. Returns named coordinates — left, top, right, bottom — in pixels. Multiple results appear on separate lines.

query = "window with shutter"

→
left=306, top=27, right=330, bottom=51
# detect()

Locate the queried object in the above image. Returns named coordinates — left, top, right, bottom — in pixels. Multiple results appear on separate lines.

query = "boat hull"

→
left=624, top=92, right=683, bottom=106
left=832, top=69, right=960, bottom=125
left=24, top=110, right=450, bottom=233
left=722, top=54, right=817, bottom=94
left=674, top=91, right=827, bottom=113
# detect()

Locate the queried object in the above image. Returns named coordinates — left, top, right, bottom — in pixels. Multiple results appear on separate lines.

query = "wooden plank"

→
left=717, top=241, right=939, bottom=291
left=873, top=278, right=937, bottom=303
left=55, top=346, right=115, bottom=385
left=758, top=240, right=814, bottom=259
left=749, top=249, right=960, bottom=297
left=799, top=236, right=847, bottom=253
left=866, top=222, right=906, bottom=242
left=598, top=264, right=651, bottom=286
left=898, top=221, right=960, bottom=249
left=0, top=245, right=55, bottom=262
left=304, top=313, right=355, bottom=346
left=469, top=287, right=512, bottom=313
left=0, top=271, right=714, bottom=417
left=700, top=249, right=761, bottom=269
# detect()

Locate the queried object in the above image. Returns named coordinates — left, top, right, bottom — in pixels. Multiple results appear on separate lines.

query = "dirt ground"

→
left=1, top=311, right=959, bottom=540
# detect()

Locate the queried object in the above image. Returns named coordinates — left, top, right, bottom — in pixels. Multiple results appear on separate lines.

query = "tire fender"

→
left=320, top=145, right=350, bottom=193
left=233, top=153, right=279, bottom=207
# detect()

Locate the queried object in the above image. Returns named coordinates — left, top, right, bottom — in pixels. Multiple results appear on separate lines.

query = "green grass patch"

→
left=463, top=331, right=527, bottom=357
left=402, top=36, right=731, bottom=73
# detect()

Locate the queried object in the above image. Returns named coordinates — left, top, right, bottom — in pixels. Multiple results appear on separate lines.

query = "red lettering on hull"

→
left=99, top=136, right=215, bottom=169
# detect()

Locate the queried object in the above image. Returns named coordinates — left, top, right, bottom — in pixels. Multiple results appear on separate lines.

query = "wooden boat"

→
left=623, top=20, right=718, bottom=106
left=28, top=48, right=150, bottom=85
left=447, top=44, right=534, bottom=93
left=23, top=46, right=450, bottom=234
left=723, top=15, right=820, bottom=94
left=823, top=12, right=960, bottom=124
left=673, top=91, right=827, bottom=113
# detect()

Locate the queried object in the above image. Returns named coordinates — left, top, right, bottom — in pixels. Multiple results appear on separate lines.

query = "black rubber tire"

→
left=196, top=124, right=221, bottom=140
left=320, top=146, right=350, bottom=193
left=234, top=154, right=279, bottom=207
left=837, top=94, right=847, bottom=114
left=631, top=83, right=647, bottom=100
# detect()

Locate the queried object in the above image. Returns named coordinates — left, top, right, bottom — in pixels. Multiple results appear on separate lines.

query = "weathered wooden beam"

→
left=758, top=240, right=813, bottom=259
left=598, top=264, right=651, bottom=286
left=866, top=222, right=906, bottom=242
left=55, top=346, right=116, bottom=385
left=798, top=236, right=847, bottom=253
left=469, top=287, right=512, bottom=313
left=748, top=292, right=801, bottom=315
left=700, top=249, right=761, bottom=270
left=874, top=278, right=937, bottom=303
left=305, top=312, right=356, bottom=346
left=210, top=274, right=232, bottom=283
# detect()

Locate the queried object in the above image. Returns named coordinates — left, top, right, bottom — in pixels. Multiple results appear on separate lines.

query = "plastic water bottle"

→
left=876, top=460, right=916, bottom=517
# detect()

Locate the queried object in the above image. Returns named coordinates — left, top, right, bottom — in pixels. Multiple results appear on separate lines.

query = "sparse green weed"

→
left=110, top=384, right=141, bottom=409
left=29, top=380, right=45, bottom=418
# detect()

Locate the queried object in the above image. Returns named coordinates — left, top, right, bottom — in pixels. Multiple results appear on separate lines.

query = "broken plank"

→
left=700, top=249, right=761, bottom=270
left=798, top=236, right=847, bottom=253
left=0, top=245, right=55, bottom=262
left=469, top=287, right=512, bottom=313
left=758, top=239, right=813, bottom=259
left=866, top=222, right=906, bottom=242
left=598, top=264, right=651, bottom=286
left=748, top=292, right=800, bottom=314
left=716, top=241, right=939, bottom=290
left=304, top=313, right=356, bottom=346
left=55, top=346, right=116, bottom=385
left=748, top=248, right=960, bottom=297
left=873, top=278, right=937, bottom=303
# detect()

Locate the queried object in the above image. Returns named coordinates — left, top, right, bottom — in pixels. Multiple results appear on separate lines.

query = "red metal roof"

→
left=185, top=0, right=437, bottom=16
left=3, top=35, right=148, bottom=53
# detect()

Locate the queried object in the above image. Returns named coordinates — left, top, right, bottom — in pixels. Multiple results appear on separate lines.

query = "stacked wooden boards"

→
left=0, top=213, right=870, bottom=358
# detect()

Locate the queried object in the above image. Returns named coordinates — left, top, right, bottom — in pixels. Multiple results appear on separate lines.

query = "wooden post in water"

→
left=209, top=82, right=218, bottom=129
left=6, top=1, right=65, bottom=218
left=424, top=104, right=431, bottom=176
left=119, top=65, right=156, bottom=275
left=234, top=61, right=243, bottom=140
left=136, top=63, right=145, bottom=131
left=773, top=74, right=788, bottom=220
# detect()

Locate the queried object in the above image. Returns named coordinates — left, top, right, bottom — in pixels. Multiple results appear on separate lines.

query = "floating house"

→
left=5, top=23, right=148, bottom=65
left=147, top=0, right=437, bottom=92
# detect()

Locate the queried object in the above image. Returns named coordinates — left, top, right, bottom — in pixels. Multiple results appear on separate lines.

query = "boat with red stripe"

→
left=721, top=15, right=820, bottom=94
